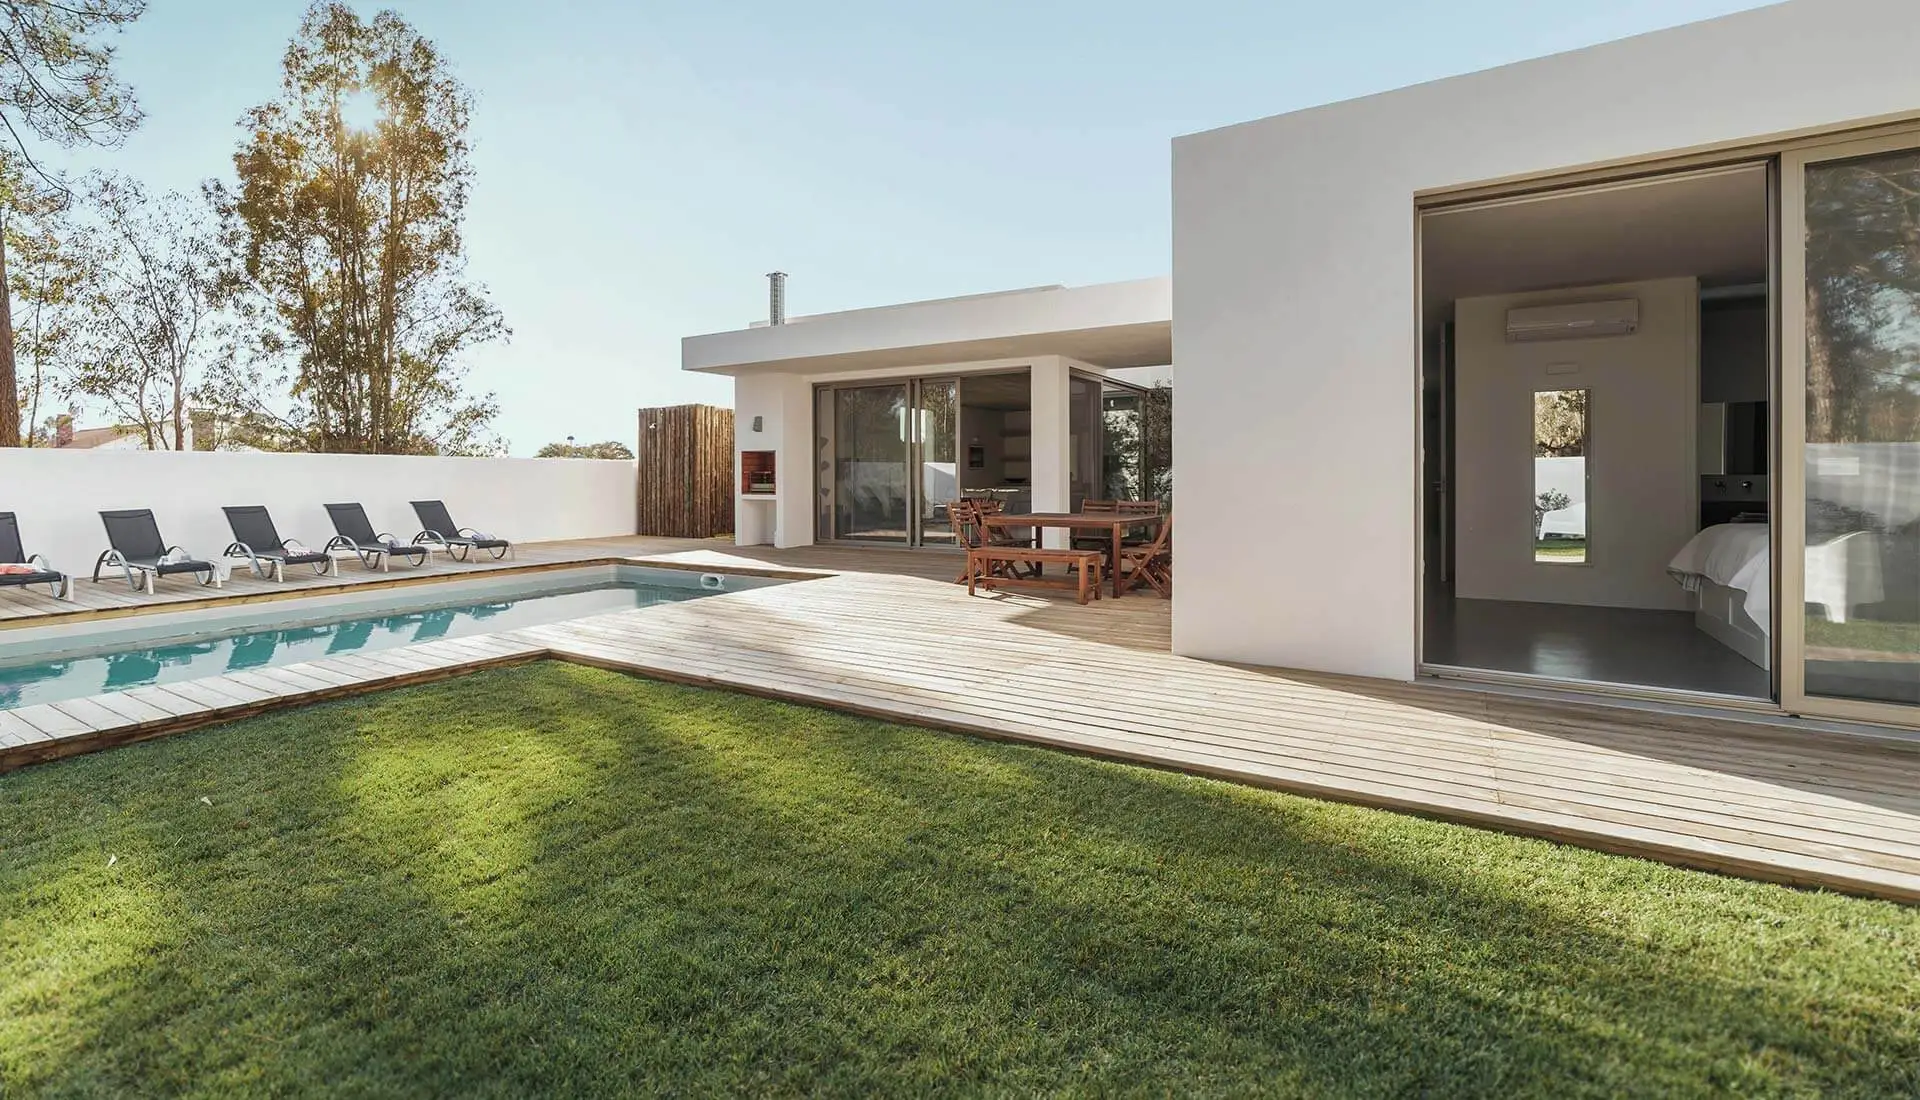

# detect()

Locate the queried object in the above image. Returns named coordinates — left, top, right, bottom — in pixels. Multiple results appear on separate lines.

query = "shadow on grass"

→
left=2, top=663, right=1916, bottom=1097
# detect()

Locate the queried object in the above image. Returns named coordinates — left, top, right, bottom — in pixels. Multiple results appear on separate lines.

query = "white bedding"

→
left=1668, top=523, right=1771, bottom=635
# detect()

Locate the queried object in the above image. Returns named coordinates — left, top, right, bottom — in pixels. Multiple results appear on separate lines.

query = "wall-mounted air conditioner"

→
left=1505, top=299, right=1639, bottom=343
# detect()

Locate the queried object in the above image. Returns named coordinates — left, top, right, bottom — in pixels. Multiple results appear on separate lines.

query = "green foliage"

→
left=536, top=439, right=634, bottom=459
left=0, top=0, right=147, bottom=445
left=206, top=2, right=506, bottom=456
left=1, top=167, right=83, bottom=445
left=1532, top=389, right=1587, bottom=457
left=62, top=175, right=227, bottom=450
left=2, top=664, right=1915, bottom=1096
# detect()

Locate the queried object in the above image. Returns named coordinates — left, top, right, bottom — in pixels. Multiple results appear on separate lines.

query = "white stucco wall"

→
left=1454, top=278, right=1698, bottom=611
left=1172, top=0, right=1920, bottom=679
left=0, top=449, right=636, bottom=583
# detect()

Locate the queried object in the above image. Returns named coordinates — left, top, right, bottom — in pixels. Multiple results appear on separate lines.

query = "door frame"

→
left=1779, top=127, right=1920, bottom=726
left=1412, top=160, right=1777, bottom=702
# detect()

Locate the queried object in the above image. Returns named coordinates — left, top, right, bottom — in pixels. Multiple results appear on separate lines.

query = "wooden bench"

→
left=966, top=546, right=1104, bottom=605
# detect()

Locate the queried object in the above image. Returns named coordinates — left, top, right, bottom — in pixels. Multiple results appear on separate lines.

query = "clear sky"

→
left=75, top=0, right=1776, bottom=454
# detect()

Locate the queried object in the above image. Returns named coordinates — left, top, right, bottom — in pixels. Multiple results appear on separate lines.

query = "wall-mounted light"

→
left=751, top=415, right=764, bottom=433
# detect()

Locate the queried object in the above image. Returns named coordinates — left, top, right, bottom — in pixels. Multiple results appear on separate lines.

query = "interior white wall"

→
left=0, top=449, right=636, bottom=583
left=1172, top=0, right=1920, bottom=680
left=1453, top=278, right=1698, bottom=611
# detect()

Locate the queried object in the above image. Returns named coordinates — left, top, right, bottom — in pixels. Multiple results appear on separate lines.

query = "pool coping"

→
left=0, top=555, right=833, bottom=633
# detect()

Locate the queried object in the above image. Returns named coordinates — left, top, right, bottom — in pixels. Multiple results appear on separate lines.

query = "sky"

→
left=64, top=0, right=1777, bottom=454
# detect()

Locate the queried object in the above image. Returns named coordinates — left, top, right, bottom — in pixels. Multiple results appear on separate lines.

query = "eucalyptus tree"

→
left=66, top=176, right=226, bottom=450
left=209, top=1, right=506, bottom=455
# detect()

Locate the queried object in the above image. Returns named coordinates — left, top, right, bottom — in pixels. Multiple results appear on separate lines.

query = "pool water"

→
left=0, top=582, right=704, bottom=711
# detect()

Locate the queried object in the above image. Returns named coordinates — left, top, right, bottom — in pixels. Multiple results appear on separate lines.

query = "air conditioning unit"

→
left=1505, top=299, right=1639, bottom=343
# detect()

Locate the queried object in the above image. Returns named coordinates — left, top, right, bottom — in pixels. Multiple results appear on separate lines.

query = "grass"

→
left=1807, top=617, right=1920, bottom=655
left=2, top=663, right=1917, bottom=1098
left=1534, top=538, right=1588, bottom=562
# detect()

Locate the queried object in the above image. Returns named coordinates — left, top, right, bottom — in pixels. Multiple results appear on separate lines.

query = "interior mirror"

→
left=1533, top=389, right=1589, bottom=564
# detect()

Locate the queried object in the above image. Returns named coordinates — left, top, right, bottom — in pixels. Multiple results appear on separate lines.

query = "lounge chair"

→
left=0, top=512, right=70, bottom=600
left=92, top=509, right=219, bottom=593
left=223, top=505, right=339, bottom=582
left=323, top=503, right=429, bottom=571
left=410, top=500, right=512, bottom=561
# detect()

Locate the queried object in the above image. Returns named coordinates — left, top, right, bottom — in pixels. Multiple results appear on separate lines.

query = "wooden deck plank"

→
left=4, top=534, right=1920, bottom=901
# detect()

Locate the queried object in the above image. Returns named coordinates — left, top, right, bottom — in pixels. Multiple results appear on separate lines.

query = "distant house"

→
left=45, top=410, right=239, bottom=451
left=53, top=422, right=152, bottom=450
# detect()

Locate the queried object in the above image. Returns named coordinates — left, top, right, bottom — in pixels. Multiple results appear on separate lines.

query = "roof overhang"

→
left=683, top=276, right=1170, bottom=377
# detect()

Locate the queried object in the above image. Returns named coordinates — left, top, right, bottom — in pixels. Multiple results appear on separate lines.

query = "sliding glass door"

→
left=1783, top=134, right=1920, bottom=722
left=917, top=380, right=959, bottom=545
left=817, top=378, right=965, bottom=546
left=829, top=383, right=911, bottom=542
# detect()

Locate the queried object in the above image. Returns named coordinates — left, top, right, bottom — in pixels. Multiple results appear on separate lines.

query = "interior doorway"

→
left=1419, top=164, right=1776, bottom=700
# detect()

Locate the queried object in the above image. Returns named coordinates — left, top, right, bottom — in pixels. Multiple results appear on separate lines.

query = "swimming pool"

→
left=0, top=567, right=766, bottom=711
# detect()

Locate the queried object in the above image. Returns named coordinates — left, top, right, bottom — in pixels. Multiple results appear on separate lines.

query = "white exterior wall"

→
left=0, top=450, right=636, bottom=583
left=1172, top=0, right=1920, bottom=679
left=1454, top=278, right=1698, bottom=611
left=732, top=373, right=814, bottom=548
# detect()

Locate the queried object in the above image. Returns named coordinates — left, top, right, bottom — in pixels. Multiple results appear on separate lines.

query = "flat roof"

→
left=682, top=276, right=1170, bottom=376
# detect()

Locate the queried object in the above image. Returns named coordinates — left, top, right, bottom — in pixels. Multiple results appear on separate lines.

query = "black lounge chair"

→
left=92, top=509, right=219, bottom=593
left=411, top=500, right=512, bottom=561
left=222, top=505, right=338, bottom=582
left=0, top=512, right=70, bottom=600
left=324, top=503, right=429, bottom=571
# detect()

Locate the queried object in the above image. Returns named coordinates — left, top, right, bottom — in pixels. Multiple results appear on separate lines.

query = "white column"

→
left=772, top=374, right=815, bottom=548
left=1029, top=357, right=1072, bottom=548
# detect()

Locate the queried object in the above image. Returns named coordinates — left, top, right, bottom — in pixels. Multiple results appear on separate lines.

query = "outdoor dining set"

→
left=0, top=499, right=512, bottom=602
left=949, top=497, right=1171, bottom=606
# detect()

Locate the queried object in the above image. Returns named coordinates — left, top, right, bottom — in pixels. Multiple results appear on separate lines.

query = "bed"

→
left=1667, top=523, right=1887, bottom=671
left=1668, top=523, right=1771, bottom=670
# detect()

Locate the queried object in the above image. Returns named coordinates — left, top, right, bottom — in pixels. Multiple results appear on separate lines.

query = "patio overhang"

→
left=682, top=276, right=1170, bottom=377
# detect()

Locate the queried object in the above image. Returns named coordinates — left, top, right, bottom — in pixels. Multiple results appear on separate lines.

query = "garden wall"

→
left=0, top=448, right=636, bottom=581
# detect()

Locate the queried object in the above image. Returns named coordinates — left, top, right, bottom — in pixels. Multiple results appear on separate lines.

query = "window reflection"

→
left=1534, top=389, right=1589, bottom=564
left=1803, top=149, right=1920, bottom=704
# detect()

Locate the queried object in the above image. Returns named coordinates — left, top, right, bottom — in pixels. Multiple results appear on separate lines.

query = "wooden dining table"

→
left=979, top=511, right=1164, bottom=598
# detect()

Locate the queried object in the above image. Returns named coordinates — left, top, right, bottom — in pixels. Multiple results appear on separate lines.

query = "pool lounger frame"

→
left=221, top=505, right=340, bottom=583
left=92, top=510, right=220, bottom=595
left=0, top=512, right=72, bottom=600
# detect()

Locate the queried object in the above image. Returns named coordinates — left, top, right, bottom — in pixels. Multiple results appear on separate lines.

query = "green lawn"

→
left=1534, top=538, right=1588, bottom=562
left=2, top=664, right=1916, bottom=1098
left=1807, top=617, right=1920, bottom=655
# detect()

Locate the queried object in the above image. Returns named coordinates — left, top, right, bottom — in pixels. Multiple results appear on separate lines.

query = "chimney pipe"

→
left=767, top=271, right=787, bottom=326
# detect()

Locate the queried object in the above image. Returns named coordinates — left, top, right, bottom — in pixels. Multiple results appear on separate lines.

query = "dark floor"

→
left=1425, top=592, right=1772, bottom=699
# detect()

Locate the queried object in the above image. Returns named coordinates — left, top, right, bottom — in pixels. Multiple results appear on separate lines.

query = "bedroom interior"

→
left=1419, top=164, right=1778, bottom=699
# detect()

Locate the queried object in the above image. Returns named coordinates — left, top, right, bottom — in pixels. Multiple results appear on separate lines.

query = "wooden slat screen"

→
left=636, top=404, right=735, bottom=538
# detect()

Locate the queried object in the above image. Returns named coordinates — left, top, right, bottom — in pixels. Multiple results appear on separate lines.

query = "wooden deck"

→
left=3, top=536, right=1918, bottom=902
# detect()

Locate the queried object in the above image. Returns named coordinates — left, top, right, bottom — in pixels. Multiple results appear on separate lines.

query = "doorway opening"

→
left=1419, top=164, right=1776, bottom=700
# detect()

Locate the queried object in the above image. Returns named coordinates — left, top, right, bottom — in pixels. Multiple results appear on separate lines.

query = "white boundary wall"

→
left=1172, top=0, right=1920, bottom=680
left=0, top=449, right=636, bottom=582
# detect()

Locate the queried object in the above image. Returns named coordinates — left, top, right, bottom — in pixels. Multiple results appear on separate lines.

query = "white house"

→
left=683, top=278, right=1170, bottom=550
left=689, top=0, right=1920, bottom=731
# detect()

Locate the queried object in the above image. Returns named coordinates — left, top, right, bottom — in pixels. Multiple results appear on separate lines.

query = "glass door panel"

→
left=832, top=384, right=911, bottom=542
left=1786, top=137, right=1920, bottom=719
left=916, top=379, right=959, bottom=545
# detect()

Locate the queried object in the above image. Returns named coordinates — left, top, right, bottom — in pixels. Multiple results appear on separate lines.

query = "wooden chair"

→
left=1115, top=499, right=1162, bottom=546
left=1073, top=499, right=1120, bottom=550
left=1117, top=513, right=1172, bottom=597
left=975, top=498, right=1042, bottom=577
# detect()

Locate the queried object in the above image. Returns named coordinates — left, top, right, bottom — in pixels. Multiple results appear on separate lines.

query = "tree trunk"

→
left=0, top=221, right=19, bottom=447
